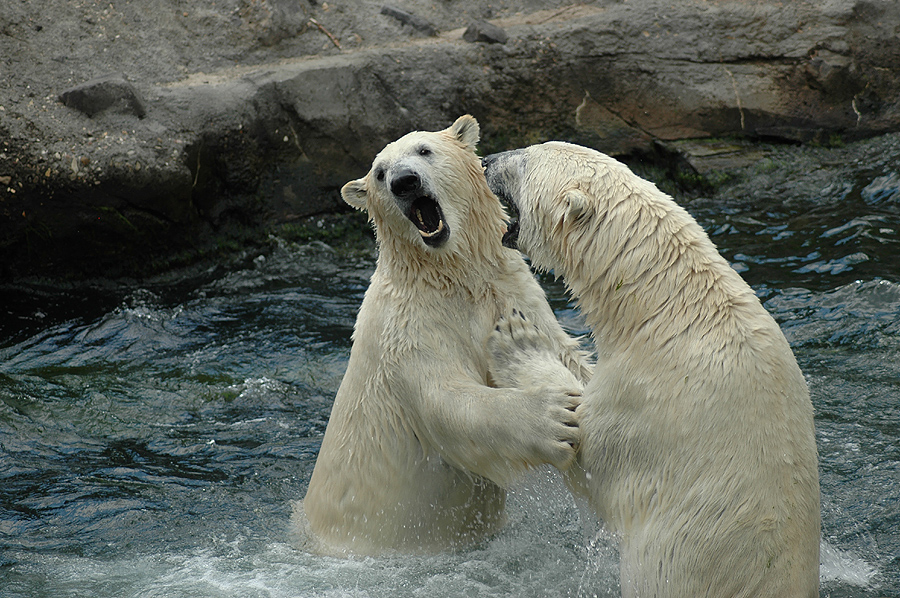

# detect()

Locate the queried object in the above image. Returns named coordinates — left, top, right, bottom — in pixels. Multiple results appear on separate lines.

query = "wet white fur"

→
left=486, top=142, right=820, bottom=597
left=295, top=119, right=591, bottom=556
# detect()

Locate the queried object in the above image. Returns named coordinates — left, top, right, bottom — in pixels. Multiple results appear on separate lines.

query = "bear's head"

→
left=342, top=116, right=507, bottom=268
left=482, top=141, right=608, bottom=276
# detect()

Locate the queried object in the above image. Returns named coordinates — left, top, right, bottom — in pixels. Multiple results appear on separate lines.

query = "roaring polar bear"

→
left=294, top=118, right=591, bottom=556
left=482, top=141, right=820, bottom=598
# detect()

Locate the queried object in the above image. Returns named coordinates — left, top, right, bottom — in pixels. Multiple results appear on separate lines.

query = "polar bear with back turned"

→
left=483, top=141, right=820, bottom=598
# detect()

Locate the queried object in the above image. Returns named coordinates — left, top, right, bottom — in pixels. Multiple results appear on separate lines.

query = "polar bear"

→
left=294, top=118, right=592, bottom=556
left=482, top=141, right=820, bottom=598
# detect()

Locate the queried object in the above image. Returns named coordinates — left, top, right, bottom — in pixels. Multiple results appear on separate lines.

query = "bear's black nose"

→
left=390, top=168, right=422, bottom=198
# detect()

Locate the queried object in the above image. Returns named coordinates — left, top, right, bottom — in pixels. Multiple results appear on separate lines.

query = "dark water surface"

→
left=2, top=141, right=899, bottom=596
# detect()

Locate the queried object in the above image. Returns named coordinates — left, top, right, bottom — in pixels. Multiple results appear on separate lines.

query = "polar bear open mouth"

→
left=497, top=196, right=520, bottom=249
left=408, top=196, right=448, bottom=246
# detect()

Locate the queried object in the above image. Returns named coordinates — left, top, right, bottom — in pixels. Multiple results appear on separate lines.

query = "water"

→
left=2, top=140, right=899, bottom=596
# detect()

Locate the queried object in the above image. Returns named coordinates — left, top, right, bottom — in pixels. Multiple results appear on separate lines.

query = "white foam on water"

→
left=8, top=524, right=885, bottom=597
left=5, top=470, right=885, bottom=598
left=819, top=540, right=878, bottom=588
left=6, top=468, right=622, bottom=598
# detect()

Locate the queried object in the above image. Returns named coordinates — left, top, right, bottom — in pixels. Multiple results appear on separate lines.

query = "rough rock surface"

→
left=1, top=0, right=898, bottom=279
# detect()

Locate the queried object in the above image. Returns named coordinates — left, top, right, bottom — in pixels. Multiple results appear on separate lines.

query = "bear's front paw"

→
left=534, top=386, right=582, bottom=470
left=488, top=309, right=580, bottom=390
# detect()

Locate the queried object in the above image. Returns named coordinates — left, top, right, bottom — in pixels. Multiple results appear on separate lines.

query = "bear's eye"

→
left=375, top=168, right=385, bottom=182
left=418, top=147, right=431, bottom=157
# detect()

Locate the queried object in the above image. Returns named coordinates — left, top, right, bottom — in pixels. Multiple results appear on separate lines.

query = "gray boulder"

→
left=463, top=20, right=508, bottom=44
left=59, top=74, right=147, bottom=119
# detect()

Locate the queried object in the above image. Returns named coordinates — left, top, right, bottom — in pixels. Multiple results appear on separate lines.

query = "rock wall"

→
left=1, top=0, right=898, bottom=279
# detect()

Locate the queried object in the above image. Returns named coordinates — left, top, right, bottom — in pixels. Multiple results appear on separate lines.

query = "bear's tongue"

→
left=410, top=196, right=444, bottom=238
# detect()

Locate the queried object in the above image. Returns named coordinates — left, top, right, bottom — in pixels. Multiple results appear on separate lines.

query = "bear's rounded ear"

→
left=341, top=178, right=368, bottom=211
left=449, top=115, right=480, bottom=151
left=564, top=188, right=591, bottom=221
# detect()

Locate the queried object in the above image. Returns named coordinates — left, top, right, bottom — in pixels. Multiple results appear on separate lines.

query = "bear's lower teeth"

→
left=419, top=219, right=444, bottom=238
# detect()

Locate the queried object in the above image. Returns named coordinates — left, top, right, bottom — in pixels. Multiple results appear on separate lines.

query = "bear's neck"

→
left=559, top=192, right=758, bottom=356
